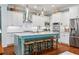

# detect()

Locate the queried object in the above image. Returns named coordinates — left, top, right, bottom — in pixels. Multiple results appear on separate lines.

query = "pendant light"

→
left=23, top=5, right=32, bottom=23
left=40, top=8, right=44, bottom=16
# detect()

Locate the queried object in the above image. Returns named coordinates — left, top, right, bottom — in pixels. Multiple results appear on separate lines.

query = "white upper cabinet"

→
left=69, top=5, right=79, bottom=18
left=50, top=12, right=62, bottom=23
left=50, top=12, right=62, bottom=31
left=32, top=15, right=49, bottom=27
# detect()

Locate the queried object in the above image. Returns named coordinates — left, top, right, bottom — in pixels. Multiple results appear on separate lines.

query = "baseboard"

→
left=59, top=42, right=69, bottom=47
left=53, top=40, right=69, bottom=47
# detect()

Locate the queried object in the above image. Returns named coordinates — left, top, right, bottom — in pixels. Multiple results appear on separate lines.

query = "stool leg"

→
left=44, top=41, right=47, bottom=53
left=56, top=38, right=58, bottom=49
left=33, top=43, right=38, bottom=55
left=24, top=45, right=30, bottom=55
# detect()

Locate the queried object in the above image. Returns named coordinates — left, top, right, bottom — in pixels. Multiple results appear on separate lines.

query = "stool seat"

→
left=24, top=41, right=34, bottom=45
left=35, top=40, right=43, bottom=43
left=44, top=40, right=48, bottom=42
left=47, top=39, right=51, bottom=41
left=33, top=40, right=44, bottom=55
left=24, top=41, right=34, bottom=55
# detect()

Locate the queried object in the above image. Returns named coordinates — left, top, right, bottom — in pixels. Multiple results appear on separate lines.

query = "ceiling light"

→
left=51, top=5, right=55, bottom=7
left=41, top=11, right=44, bottom=15
left=40, top=8, right=44, bottom=16
left=34, top=6, right=37, bottom=9
left=43, top=8, right=46, bottom=11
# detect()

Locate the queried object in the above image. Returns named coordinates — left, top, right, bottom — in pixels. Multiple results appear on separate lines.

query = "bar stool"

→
left=50, top=38, right=54, bottom=49
left=24, top=41, right=34, bottom=55
left=43, top=39, right=49, bottom=53
left=33, top=40, right=45, bottom=55
left=40, top=40, right=47, bottom=54
left=32, top=40, right=40, bottom=55
left=46, top=39, right=53, bottom=50
left=36, top=40, right=44, bottom=54
left=39, top=40, right=45, bottom=54
left=50, top=37, right=58, bottom=49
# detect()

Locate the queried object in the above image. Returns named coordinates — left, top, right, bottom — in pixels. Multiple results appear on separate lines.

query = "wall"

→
left=50, top=12, right=62, bottom=32
left=1, top=5, right=79, bottom=47
left=59, top=11, right=70, bottom=44
left=1, top=5, right=24, bottom=47
left=50, top=11, right=70, bottom=44
left=50, top=5, right=79, bottom=45
left=69, top=5, right=79, bottom=18
left=1, top=5, right=49, bottom=47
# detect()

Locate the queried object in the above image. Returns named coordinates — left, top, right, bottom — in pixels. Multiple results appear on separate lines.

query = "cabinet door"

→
left=75, top=38, right=79, bottom=47
left=69, top=37, right=76, bottom=47
left=69, top=6, right=79, bottom=18
left=6, top=33, right=14, bottom=45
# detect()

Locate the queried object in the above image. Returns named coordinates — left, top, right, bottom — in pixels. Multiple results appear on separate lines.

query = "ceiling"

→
left=8, top=4, right=78, bottom=16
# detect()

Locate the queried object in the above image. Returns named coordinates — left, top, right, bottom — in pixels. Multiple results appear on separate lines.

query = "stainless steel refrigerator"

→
left=70, top=18, right=79, bottom=47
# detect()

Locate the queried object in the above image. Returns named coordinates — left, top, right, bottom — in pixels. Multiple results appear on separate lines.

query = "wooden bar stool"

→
left=33, top=40, right=45, bottom=55
left=43, top=40, right=48, bottom=53
left=46, top=39, right=53, bottom=50
left=40, top=40, right=47, bottom=54
left=50, top=37, right=58, bottom=49
left=38, top=40, right=45, bottom=54
left=50, top=38, right=54, bottom=48
left=35, top=40, right=43, bottom=55
left=32, top=40, right=40, bottom=55
left=24, top=41, right=34, bottom=55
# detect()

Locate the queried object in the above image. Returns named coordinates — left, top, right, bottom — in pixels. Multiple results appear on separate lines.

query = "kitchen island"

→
left=14, top=32, right=59, bottom=55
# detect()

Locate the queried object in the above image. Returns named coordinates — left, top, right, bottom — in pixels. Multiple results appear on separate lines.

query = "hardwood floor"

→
left=0, top=44, right=3, bottom=54
left=43, top=44, right=79, bottom=55
left=2, top=43, right=79, bottom=55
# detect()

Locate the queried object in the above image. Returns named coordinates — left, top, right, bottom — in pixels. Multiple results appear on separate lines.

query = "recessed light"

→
left=43, top=8, right=46, bottom=11
left=51, top=5, right=55, bottom=7
left=34, top=6, right=37, bottom=9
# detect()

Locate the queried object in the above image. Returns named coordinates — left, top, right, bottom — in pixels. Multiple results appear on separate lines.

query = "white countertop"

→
left=14, top=32, right=59, bottom=36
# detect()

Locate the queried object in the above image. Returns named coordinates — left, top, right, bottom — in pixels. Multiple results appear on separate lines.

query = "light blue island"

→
left=14, top=32, right=59, bottom=55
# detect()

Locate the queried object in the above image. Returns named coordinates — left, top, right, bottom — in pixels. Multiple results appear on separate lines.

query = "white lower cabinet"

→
left=6, top=33, right=14, bottom=46
left=60, top=33, right=69, bottom=45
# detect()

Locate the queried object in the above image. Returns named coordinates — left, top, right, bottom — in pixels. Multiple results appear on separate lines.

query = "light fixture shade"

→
left=40, top=8, right=44, bottom=16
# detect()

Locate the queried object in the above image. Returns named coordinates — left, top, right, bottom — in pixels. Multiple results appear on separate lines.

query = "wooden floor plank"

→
left=0, top=44, right=3, bottom=54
